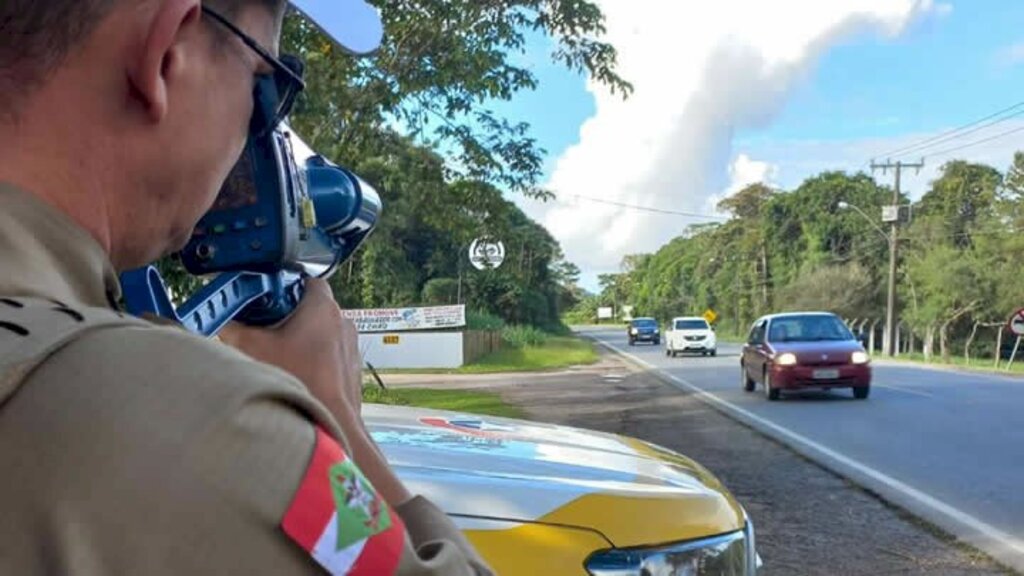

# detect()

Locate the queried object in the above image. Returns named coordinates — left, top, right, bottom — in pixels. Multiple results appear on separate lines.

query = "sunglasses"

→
left=201, top=6, right=306, bottom=136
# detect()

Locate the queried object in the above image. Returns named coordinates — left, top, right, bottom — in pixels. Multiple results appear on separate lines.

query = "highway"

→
left=582, top=327, right=1024, bottom=572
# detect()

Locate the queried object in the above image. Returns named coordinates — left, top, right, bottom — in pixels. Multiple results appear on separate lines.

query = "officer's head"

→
left=0, top=0, right=288, bottom=269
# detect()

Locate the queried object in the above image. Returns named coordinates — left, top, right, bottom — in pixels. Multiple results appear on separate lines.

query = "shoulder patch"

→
left=282, top=427, right=406, bottom=575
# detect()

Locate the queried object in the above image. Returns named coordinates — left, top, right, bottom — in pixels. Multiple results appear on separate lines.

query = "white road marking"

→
left=590, top=336, right=1024, bottom=569
left=875, top=383, right=935, bottom=398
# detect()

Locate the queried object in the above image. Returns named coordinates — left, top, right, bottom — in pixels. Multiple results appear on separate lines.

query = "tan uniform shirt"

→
left=0, top=184, right=494, bottom=575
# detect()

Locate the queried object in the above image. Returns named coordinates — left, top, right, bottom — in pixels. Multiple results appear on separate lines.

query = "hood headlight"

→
left=776, top=352, right=798, bottom=366
left=586, top=526, right=756, bottom=575
left=851, top=351, right=870, bottom=365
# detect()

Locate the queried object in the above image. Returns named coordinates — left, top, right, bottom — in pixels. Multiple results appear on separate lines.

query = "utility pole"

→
left=871, top=159, right=924, bottom=357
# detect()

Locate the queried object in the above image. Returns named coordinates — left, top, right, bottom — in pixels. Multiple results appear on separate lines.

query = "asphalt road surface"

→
left=583, top=327, right=1024, bottom=573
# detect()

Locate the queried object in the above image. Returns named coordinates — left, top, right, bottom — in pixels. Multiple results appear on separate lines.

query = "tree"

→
left=776, top=263, right=878, bottom=319
left=911, top=160, right=1002, bottom=249
left=283, top=0, right=631, bottom=195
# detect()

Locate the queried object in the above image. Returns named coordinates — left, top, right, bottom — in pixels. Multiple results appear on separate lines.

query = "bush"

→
left=467, top=310, right=506, bottom=331
left=421, top=278, right=461, bottom=305
left=502, top=324, right=549, bottom=347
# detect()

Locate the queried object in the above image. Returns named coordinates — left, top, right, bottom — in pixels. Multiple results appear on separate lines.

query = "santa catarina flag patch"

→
left=282, top=427, right=405, bottom=575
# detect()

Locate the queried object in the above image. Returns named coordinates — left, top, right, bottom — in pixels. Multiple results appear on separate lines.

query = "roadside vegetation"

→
left=362, top=387, right=524, bottom=419
left=462, top=335, right=597, bottom=373
left=568, top=161, right=1024, bottom=369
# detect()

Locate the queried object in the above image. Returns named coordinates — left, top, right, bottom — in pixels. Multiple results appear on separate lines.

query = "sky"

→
left=485, top=0, right=1024, bottom=293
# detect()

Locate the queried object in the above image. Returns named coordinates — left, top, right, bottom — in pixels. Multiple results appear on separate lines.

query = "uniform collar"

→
left=0, top=183, right=122, bottom=309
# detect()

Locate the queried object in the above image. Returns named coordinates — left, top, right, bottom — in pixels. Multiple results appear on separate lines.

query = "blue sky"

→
left=502, top=1, right=1024, bottom=180
left=755, top=1, right=1024, bottom=141
left=481, top=1, right=1024, bottom=291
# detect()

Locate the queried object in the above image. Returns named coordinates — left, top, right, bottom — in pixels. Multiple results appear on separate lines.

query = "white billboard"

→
left=597, top=307, right=613, bottom=320
left=344, top=305, right=466, bottom=333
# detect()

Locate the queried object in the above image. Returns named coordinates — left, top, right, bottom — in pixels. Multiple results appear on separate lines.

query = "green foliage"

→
left=466, top=310, right=506, bottom=331
left=421, top=278, right=460, bottom=305
left=563, top=294, right=601, bottom=324
left=501, top=324, right=549, bottom=347
left=362, top=387, right=524, bottom=418
left=460, top=336, right=598, bottom=373
left=776, top=262, right=879, bottom=318
left=282, top=0, right=630, bottom=194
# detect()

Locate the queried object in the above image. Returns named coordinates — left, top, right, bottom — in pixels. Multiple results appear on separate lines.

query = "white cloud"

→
left=700, top=153, right=780, bottom=215
left=521, top=0, right=946, bottom=280
left=728, top=154, right=779, bottom=194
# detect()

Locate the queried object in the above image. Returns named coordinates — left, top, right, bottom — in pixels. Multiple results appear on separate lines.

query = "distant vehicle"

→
left=627, top=317, right=660, bottom=346
left=740, top=312, right=871, bottom=401
left=665, top=316, right=717, bottom=357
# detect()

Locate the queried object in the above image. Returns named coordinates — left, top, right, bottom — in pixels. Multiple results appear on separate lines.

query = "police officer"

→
left=0, top=1, right=493, bottom=574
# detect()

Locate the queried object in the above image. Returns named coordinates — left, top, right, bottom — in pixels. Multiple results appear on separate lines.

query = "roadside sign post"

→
left=1007, top=309, right=1024, bottom=370
left=703, top=309, right=718, bottom=326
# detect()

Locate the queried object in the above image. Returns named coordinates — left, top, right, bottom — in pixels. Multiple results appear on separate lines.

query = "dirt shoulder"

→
left=385, top=350, right=1012, bottom=575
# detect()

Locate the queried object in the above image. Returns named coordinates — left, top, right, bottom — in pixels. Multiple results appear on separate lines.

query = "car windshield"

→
left=675, top=320, right=709, bottom=330
left=632, top=319, right=657, bottom=328
left=768, top=315, right=854, bottom=343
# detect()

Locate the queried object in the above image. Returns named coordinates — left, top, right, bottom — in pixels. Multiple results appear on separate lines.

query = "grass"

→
left=375, top=335, right=600, bottom=375
left=458, top=336, right=599, bottom=374
left=362, top=387, right=524, bottom=418
left=891, top=352, right=1024, bottom=375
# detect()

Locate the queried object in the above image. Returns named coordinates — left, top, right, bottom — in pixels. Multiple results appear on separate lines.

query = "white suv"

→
left=666, top=317, right=717, bottom=357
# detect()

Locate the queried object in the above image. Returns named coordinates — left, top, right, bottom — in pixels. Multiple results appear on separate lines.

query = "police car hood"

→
left=363, top=404, right=745, bottom=547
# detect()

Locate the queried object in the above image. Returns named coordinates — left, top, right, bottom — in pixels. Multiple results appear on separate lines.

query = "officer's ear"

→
left=128, top=0, right=202, bottom=123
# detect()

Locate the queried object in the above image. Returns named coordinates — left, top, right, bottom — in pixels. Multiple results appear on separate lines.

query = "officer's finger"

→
left=219, top=320, right=269, bottom=348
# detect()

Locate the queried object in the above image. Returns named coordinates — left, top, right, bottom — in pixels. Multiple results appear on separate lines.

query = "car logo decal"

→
left=419, top=417, right=515, bottom=439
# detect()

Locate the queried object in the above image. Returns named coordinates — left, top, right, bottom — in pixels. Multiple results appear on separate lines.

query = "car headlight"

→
left=851, top=351, right=870, bottom=365
left=586, top=526, right=757, bottom=576
left=775, top=352, right=798, bottom=366
left=630, top=328, right=638, bottom=335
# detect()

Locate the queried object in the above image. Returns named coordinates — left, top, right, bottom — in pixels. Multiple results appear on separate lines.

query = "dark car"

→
left=740, top=312, right=871, bottom=401
left=627, top=317, right=661, bottom=346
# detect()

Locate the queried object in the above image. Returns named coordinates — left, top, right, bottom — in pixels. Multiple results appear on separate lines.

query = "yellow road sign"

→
left=703, top=309, right=718, bottom=325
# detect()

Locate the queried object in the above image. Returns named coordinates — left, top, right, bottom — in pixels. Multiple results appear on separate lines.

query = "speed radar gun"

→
left=119, top=0, right=385, bottom=338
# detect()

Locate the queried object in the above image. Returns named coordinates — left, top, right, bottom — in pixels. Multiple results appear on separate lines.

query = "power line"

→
left=919, top=124, right=1024, bottom=162
left=871, top=98, right=1024, bottom=160
left=553, top=194, right=730, bottom=221
left=891, top=109, right=1024, bottom=159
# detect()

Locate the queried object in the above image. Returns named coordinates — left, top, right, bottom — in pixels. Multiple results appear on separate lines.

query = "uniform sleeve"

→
left=0, top=325, right=492, bottom=576
left=394, top=496, right=495, bottom=575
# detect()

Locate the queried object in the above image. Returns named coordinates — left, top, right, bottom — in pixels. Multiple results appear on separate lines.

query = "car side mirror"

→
left=858, top=331, right=869, bottom=348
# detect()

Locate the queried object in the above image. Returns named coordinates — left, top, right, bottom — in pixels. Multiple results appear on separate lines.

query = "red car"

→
left=741, top=312, right=872, bottom=401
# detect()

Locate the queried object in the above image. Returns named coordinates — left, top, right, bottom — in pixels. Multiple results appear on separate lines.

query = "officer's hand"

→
left=219, top=278, right=363, bottom=421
